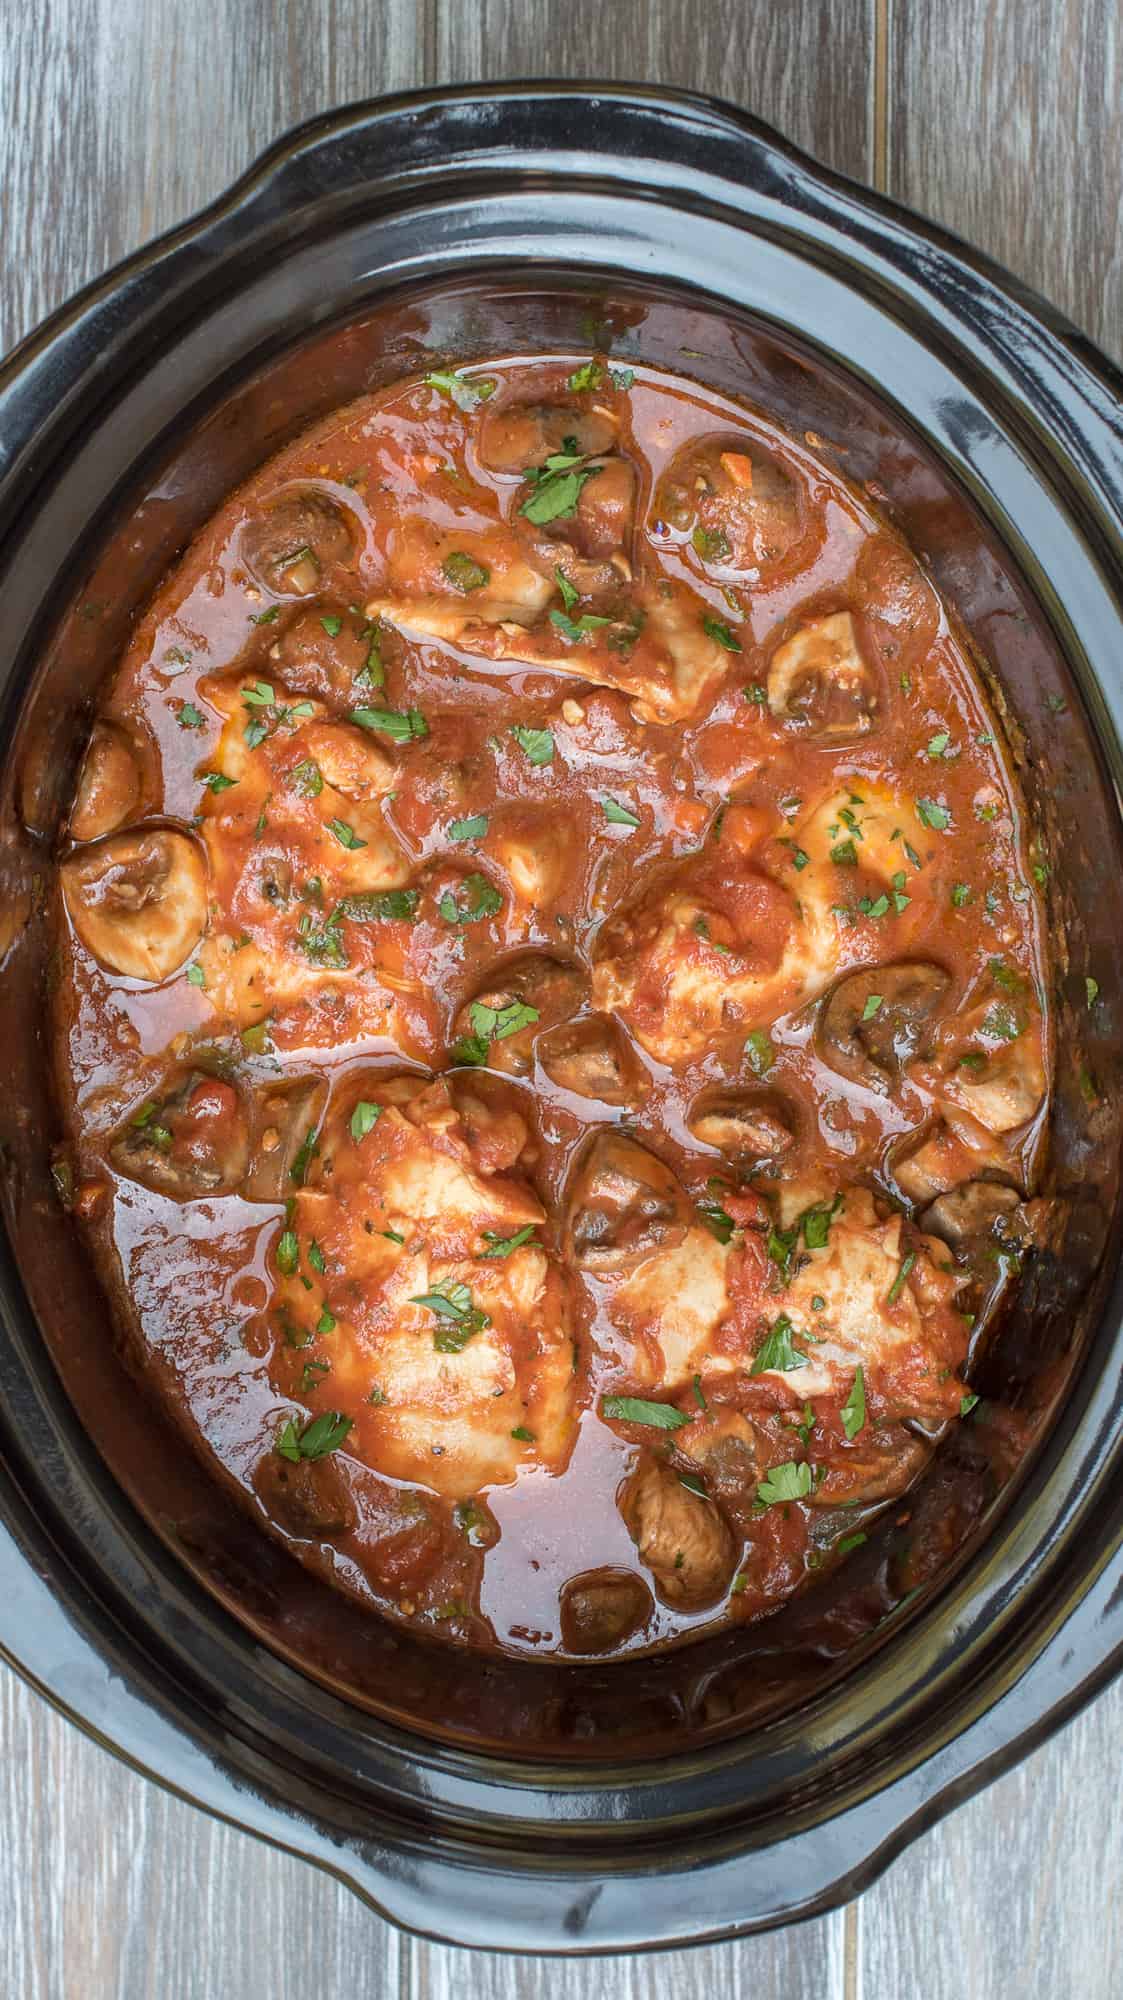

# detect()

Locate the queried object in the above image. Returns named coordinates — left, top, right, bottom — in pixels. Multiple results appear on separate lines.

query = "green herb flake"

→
left=692, top=1373, right=707, bottom=1411
left=887, top=1251, right=916, bottom=1306
left=510, top=724, right=555, bottom=766
left=349, top=705, right=429, bottom=742
left=698, top=1202, right=735, bottom=1245
left=520, top=463, right=599, bottom=525
left=601, top=1395, right=691, bottom=1430
left=350, top=1101, right=382, bottom=1142
left=185, top=963, right=206, bottom=989
left=757, top=1460, right=813, bottom=1507
left=746, top=1029, right=775, bottom=1077
left=554, top=566, right=579, bottom=611
left=830, top=838, right=859, bottom=867
left=601, top=795, right=640, bottom=828
left=702, top=614, right=742, bottom=652
left=926, top=731, right=950, bottom=758
left=320, top=614, right=343, bottom=637
left=442, top=550, right=491, bottom=594
left=480, top=1224, right=538, bottom=1260
left=510, top=1425, right=535, bottom=1442
left=201, top=771, right=237, bottom=793
left=424, top=369, right=497, bottom=411
left=276, top=1229, right=299, bottom=1276
left=752, top=1314, right=809, bottom=1376
left=951, top=882, right=971, bottom=909
left=550, top=607, right=612, bottom=642
left=693, top=524, right=732, bottom=563
left=326, top=817, right=366, bottom=850
left=841, top=1366, right=866, bottom=1440
left=836, top=1532, right=868, bottom=1557
left=960, top=1392, right=980, bottom=1417
left=250, top=605, right=280, bottom=626
left=448, top=813, right=488, bottom=843
left=276, top=1411, right=352, bottom=1463
left=915, top=797, right=951, bottom=832
left=177, top=702, right=205, bottom=730
left=438, top=873, right=503, bottom=926
left=1086, top=976, right=1100, bottom=1007
left=290, top=1127, right=319, bottom=1186
left=337, top=888, right=420, bottom=923
left=861, top=993, right=882, bottom=1021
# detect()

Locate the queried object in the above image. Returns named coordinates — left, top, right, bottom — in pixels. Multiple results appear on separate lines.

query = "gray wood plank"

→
left=889, top=0, right=1123, bottom=360
left=0, top=1664, right=406, bottom=2000
left=433, top=0, right=875, bottom=184
left=854, top=1676, right=1123, bottom=1998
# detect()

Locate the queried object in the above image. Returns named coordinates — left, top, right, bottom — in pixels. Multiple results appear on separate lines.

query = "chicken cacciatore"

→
left=52, top=352, right=1051, bottom=1660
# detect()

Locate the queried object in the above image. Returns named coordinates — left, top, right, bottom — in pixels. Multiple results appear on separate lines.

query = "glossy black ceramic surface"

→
left=1, top=84, right=1122, bottom=1951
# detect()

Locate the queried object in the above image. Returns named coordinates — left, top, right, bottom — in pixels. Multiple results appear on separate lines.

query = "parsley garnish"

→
left=746, top=1029, right=775, bottom=1076
left=349, top=705, right=429, bottom=741
left=327, top=817, right=366, bottom=850
left=702, top=615, right=741, bottom=652
left=601, top=796, right=640, bottom=827
left=601, top=1395, right=691, bottom=1430
left=480, top=1224, right=538, bottom=1259
left=438, top=873, right=503, bottom=925
left=448, top=813, right=488, bottom=842
left=276, top=1411, right=352, bottom=1462
left=350, top=1101, right=382, bottom=1142
left=841, top=1366, right=866, bottom=1439
left=887, top=1251, right=915, bottom=1304
left=752, top=1314, right=809, bottom=1375
left=520, top=461, right=599, bottom=525
left=336, top=888, right=419, bottom=923
left=411, top=1284, right=490, bottom=1351
left=698, top=1202, right=735, bottom=1244
left=510, top=724, right=555, bottom=766
left=177, top=702, right=205, bottom=729
left=424, top=369, right=497, bottom=411
left=442, top=551, right=491, bottom=593
left=757, top=1461, right=813, bottom=1506
left=916, top=796, right=951, bottom=831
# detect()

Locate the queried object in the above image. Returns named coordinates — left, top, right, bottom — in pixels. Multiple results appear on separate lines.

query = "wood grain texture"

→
left=889, top=0, right=1123, bottom=360
left=2, top=0, right=1122, bottom=1994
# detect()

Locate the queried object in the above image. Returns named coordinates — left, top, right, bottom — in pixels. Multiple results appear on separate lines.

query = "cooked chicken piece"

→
left=241, top=489, right=357, bottom=595
left=655, top=433, right=805, bottom=573
left=477, top=400, right=619, bottom=473
left=620, top=1455, right=736, bottom=1609
left=270, top=1074, right=578, bottom=1498
left=191, top=676, right=414, bottom=1040
left=767, top=611, right=879, bottom=737
left=379, top=520, right=555, bottom=630
left=111, top=1071, right=250, bottom=1199
left=591, top=831, right=817, bottom=1065
left=559, top=1569, right=654, bottom=1654
left=539, top=1014, right=649, bottom=1108
left=565, top=1132, right=691, bottom=1270
left=687, top=1089, right=794, bottom=1164
left=70, top=721, right=143, bottom=841
left=450, top=954, right=587, bottom=1076
left=242, top=1075, right=330, bottom=1201
left=488, top=810, right=569, bottom=906
left=820, top=961, right=951, bottom=1088
left=611, top=1225, right=733, bottom=1385
left=61, top=827, right=208, bottom=981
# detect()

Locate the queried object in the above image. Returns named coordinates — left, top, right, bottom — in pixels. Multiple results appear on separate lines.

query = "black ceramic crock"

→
left=1, top=83, right=1123, bottom=1954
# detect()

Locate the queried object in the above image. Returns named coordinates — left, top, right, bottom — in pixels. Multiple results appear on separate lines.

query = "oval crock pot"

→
left=1, top=83, right=1123, bottom=1954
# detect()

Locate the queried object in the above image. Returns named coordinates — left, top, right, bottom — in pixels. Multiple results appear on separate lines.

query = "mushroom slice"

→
left=70, top=721, right=143, bottom=841
left=919, top=1178, right=1023, bottom=1250
left=767, top=611, right=879, bottom=738
left=687, top=1089, right=794, bottom=1164
left=620, top=1455, right=735, bottom=1610
left=242, top=1076, right=329, bottom=1202
left=559, top=1568, right=654, bottom=1655
left=539, top=1015, right=649, bottom=1108
left=111, top=1071, right=250, bottom=1200
left=477, top=401, right=619, bottom=473
left=655, top=433, right=804, bottom=573
left=241, top=490, right=357, bottom=595
left=565, top=1132, right=690, bottom=1271
left=893, top=1115, right=1016, bottom=1206
left=820, top=962, right=951, bottom=1088
left=253, top=1451, right=357, bottom=1539
left=451, top=955, right=587, bottom=1077
left=61, top=827, right=207, bottom=981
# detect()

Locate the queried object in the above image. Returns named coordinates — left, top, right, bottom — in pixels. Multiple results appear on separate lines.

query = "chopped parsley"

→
left=926, top=731, right=951, bottom=758
left=836, top=1532, right=867, bottom=1557
left=350, top=1101, right=382, bottom=1142
left=201, top=771, right=236, bottom=793
left=550, top=608, right=612, bottom=641
left=915, top=797, right=951, bottom=831
left=757, top=1460, right=813, bottom=1506
left=693, top=524, right=731, bottom=562
left=276, top=1411, right=353, bottom=1462
left=601, top=796, right=640, bottom=828
left=320, top=614, right=343, bottom=637
left=960, top=1392, right=980, bottom=1417
left=841, top=1366, right=866, bottom=1440
left=289, top=1127, right=319, bottom=1186
left=177, top=702, right=205, bottom=729
left=887, top=1251, right=915, bottom=1305
left=751, top=1314, right=809, bottom=1375
left=554, top=566, right=579, bottom=610
left=287, top=758, right=323, bottom=797
left=448, top=813, right=488, bottom=842
left=510, top=1425, right=536, bottom=1442
left=746, top=1029, right=775, bottom=1077
left=951, top=882, right=971, bottom=908
left=327, top=817, right=366, bottom=850
left=510, top=724, right=555, bottom=766
left=861, top=993, right=883, bottom=1021
left=336, top=888, right=419, bottom=923
left=442, top=550, right=490, bottom=593
left=411, top=1283, right=491, bottom=1352
left=349, top=705, right=429, bottom=741
left=702, top=614, right=741, bottom=652
left=520, top=460, right=600, bottom=525
left=438, top=873, right=504, bottom=925
left=698, top=1201, right=735, bottom=1244
left=480, top=1224, right=538, bottom=1260
left=830, top=839, right=859, bottom=867
left=601, top=1395, right=691, bottom=1430
left=424, top=369, right=497, bottom=411
left=1086, top=976, right=1100, bottom=1007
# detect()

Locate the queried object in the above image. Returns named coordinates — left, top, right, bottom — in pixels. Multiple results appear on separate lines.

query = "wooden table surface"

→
left=2, top=3, right=1121, bottom=1994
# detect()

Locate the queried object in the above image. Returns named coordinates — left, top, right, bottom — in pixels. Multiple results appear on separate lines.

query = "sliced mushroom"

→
left=812, top=1425, right=932, bottom=1507
left=767, top=611, right=878, bottom=737
left=559, top=1568, right=654, bottom=1654
left=919, top=1178, right=1022, bottom=1250
left=274, top=603, right=375, bottom=702
left=687, top=1089, right=794, bottom=1164
left=538, top=1014, right=649, bottom=1108
left=620, top=1455, right=735, bottom=1609
left=61, top=827, right=208, bottom=981
left=655, top=434, right=804, bottom=572
left=893, top=1116, right=1015, bottom=1206
left=451, top=955, right=587, bottom=1078
left=243, top=1076, right=329, bottom=1201
left=241, top=491, right=357, bottom=595
left=254, top=1451, right=356, bottom=1538
left=111, top=1071, right=250, bottom=1200
left=565, top=1131, right=690, bottom=1270
left=552, top=455, right=636, bottom=561
left=70, top=721, right=143, bottom=841
left=948, top=1038, right=1046, bottom=1135
left=820, top=962, right=951, bottom=1088
left=477, top=401, right=619, bottom=473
